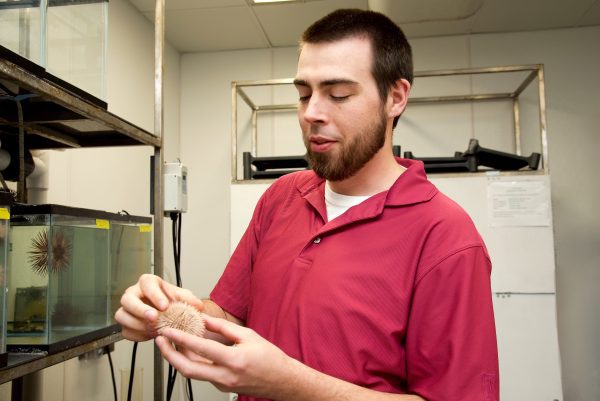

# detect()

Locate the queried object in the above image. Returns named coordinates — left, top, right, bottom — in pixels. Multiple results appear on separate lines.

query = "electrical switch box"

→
left=164, top=162, right=188, bottom=214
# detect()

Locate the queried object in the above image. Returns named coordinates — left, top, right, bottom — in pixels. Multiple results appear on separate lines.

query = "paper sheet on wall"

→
left=487, top=177, right=551, bottom=227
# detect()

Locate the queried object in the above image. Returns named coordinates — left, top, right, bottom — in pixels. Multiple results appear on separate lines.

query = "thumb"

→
left=203, top=314, right=248, bottom=344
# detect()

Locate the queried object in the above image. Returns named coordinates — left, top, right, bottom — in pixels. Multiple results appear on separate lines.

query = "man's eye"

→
left=331, top=95, right=350, bottom=101
left=299, top=95, right=311, bottom=103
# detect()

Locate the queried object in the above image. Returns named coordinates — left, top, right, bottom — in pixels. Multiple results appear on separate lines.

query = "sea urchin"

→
left=156, top=301, right=206, bottom=337
left=28, top=228, right=72, bottom=276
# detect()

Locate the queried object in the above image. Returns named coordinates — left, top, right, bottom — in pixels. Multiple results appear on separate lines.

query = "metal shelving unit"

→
left=0, top=30, right=165, bottom=401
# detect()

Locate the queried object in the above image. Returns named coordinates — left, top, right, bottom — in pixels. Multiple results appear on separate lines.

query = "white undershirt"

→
left=325, top=182, right=372, bottom=222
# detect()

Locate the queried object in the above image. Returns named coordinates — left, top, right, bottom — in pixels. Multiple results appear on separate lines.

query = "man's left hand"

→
left=155, top=314, right=295, bottom=399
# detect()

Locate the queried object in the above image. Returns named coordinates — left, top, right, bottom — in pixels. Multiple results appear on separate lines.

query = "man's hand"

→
left=115, top=274, right=204, bottom=342
left=156, top=315, right=426, bottom=401
left=155, top=315, right=294, bottom=398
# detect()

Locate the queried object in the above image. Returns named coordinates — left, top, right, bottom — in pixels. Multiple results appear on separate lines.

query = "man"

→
left=116, top=9, right=499, bottom=401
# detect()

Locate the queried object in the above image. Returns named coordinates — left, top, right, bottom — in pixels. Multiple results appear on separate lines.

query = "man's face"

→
left=294, top=37, right=389, bottom=181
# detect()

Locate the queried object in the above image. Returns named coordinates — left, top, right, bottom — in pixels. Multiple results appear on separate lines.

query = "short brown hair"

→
left=301, top=9, right=413, bottom=128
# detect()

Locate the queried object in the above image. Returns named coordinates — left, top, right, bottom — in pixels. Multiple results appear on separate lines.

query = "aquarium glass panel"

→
left=7, top=214, right=51, bottom=346
left=0, top=202, right=10, bottom=360
left=110, top=220, right=152, bottom=321
left=46, top=216, right=110, bottom=344
left=47, top=0, right=108, bottom=101
left=0, top=0, right=43, bottom=65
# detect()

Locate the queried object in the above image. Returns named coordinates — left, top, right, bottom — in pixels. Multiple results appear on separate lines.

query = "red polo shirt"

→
left=211, top=159, right=499, bottom=401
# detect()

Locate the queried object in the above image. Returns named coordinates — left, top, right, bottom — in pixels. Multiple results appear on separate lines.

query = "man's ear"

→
left=387, top=78, right=411, bottom=119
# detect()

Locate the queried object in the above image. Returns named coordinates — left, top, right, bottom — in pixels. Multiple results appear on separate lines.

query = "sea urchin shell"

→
left=28, top=228, right=72, bottom=276
left=156, top=301, right=206, bottom=337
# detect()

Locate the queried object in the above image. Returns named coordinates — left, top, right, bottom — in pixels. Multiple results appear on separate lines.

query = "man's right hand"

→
left=114, top=274, right=204, bottom=342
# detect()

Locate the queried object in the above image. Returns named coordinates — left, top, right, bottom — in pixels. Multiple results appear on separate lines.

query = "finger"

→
left=159, top=327, right=236, bottom=366
left=154, top=279, right=205, bottom=312
left=180, top=347, right=214, bottom=364
left=155, top=335, right=229, bottom=382
left=120, top=326, right=154, bottom=342
left=138, top=274, right=171, bottom=311
left=120, top=284, right=161, bottom=323
left=115, top=307, right=157, bottom=342
left=203, top=314, right=247, bottom=344
left=114, top=307, right=148, bottom=332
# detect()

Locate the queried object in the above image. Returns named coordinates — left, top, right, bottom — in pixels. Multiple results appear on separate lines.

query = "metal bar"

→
left=256, top=103, right=298, bottom=111
left=408, top=93, right=514, bottom=104
left=0, top=333, right=122, bottom=384
left=512, top=70, right=538, bottom=97
left=0, top=116, right=81, bottom=148
left=537, top=66, right=549, bottom=173
left=236, top=87, right=257, bottom=110
left=414, top=65, right=541, bottom=78
left=153, top=0, right=165, bottom=400
left=232, top=82, right=238, bottom=182
left=234, top=78, right=294, bottom=87
left=251, top=110, right=258, bottom=156
left=513, top=98, right=522, bottom=155
left=0, top=59, right=160, bottom=147
left=19, top=123, right=81, bottom=147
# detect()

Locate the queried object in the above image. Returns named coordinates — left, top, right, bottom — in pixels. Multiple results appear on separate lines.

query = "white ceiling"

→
left=127, top=0, right=600, bottom=53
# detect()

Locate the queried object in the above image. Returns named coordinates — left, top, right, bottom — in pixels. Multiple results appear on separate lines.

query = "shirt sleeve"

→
left=406, top=245, right=499, bottom=401
left=209, top=190, right=268, bottom=321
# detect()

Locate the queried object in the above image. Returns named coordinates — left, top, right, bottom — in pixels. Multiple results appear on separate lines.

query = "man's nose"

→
left=302, top=95, right=327, bottom=125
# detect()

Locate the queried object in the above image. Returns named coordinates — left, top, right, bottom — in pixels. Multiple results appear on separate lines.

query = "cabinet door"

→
left=493, top=293, right=563, bottom=400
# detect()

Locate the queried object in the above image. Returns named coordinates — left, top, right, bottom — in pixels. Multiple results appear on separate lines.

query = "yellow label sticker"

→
left=0, top=208, right=9, bottom=220
left=139, top=224, right=152, bottom=233
left=96, top=219, right=110, bottom=229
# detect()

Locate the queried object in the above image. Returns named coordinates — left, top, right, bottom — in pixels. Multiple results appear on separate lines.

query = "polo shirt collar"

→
left=296, top=158, right=438, bottom=222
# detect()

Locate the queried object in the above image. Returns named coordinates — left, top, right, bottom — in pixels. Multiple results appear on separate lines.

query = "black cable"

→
left=187, top=377, right=194, bottom=401
left=165, top=212, right=195, bottom=401
left=128, top=342, right=138, bottom=401
left=106, top=346, right=118, bottom=401
left=166, top=212, right=178, bottom=400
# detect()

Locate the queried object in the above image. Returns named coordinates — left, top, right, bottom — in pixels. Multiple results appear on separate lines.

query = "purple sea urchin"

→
left=156, top=301, right=206, bottom=337
left=28, top=229, right=72, bottom=276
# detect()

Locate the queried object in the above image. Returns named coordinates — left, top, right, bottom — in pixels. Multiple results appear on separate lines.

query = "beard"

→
left=304, top=112, right=387, bottom=181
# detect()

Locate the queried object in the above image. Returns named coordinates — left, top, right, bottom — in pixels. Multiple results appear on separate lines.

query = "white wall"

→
left=1, top=0, right=181, bottom=400
left=180, top=26, right=600, bottom=401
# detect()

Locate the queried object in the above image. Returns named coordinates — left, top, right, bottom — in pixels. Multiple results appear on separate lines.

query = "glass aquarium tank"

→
left=0, top=0, right=108, bottom=101
left=0, top=191, right=13, bottom=367
left=0, top=0, right=44, bottom=66
left=7, top=204, right=116, bottom=353
left=110, top=214, right=152, bottom=322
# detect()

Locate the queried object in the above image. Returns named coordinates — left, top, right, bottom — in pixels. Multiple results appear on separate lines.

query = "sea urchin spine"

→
left=156, top=301, right=206, bottom=337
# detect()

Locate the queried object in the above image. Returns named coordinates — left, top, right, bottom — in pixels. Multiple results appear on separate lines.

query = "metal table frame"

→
left=230, top=64, right=549, bottom=182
